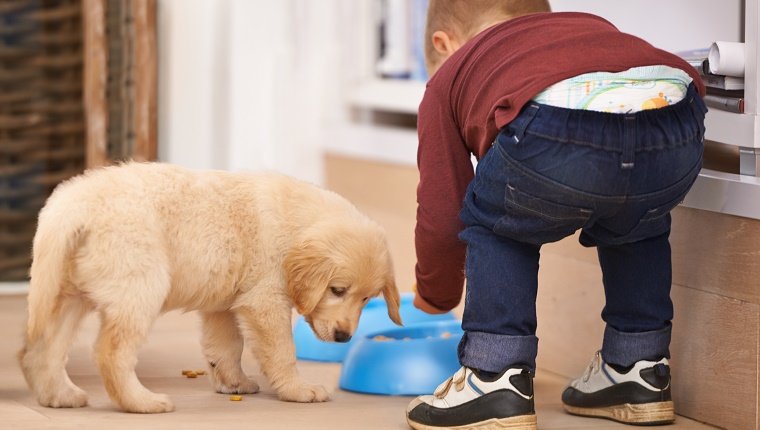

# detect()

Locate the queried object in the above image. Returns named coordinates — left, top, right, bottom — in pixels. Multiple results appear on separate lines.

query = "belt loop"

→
left=511, top=104, right=540, bottom=142
left=621, top=115, right=636, bottom=169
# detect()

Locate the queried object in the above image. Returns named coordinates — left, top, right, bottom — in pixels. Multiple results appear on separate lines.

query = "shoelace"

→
left=434, top=367, right=467, bottom=399
left=581, top=350, right=603, bottom=383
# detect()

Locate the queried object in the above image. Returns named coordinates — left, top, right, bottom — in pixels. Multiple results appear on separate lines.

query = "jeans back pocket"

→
left=494, top=183, right=592, bottom=245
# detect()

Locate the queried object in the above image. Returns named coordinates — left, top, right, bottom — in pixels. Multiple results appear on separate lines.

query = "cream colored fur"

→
left=18, top=162, right=401, bottom=413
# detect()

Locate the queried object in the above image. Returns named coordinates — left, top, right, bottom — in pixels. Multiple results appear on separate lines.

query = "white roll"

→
left=708, top=41, right=745, bottom=77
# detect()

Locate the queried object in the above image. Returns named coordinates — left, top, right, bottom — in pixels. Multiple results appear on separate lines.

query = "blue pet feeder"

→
left=293, top=293, right=456, bottom=362
left=339, top=320, right=463, bottom=396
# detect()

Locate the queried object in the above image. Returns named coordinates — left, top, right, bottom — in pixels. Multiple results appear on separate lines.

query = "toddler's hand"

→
left=412, top=289, right=449, bottom=315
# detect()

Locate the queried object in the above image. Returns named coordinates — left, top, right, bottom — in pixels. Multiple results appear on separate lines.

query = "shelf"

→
left=681, top=168, right=760, bottom=220
left=322, top=125, right=760, bottom=219
left=349, top=79, right=426, bottom=115
left=704, top=109, right=760, bottom=148
left=322, top=122, right=418, bottom=166
left=350, top=80, right=760, bottom=150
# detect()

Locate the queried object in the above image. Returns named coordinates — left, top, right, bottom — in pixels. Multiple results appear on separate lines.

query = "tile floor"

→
left=0, top=295, right=717, bottom=429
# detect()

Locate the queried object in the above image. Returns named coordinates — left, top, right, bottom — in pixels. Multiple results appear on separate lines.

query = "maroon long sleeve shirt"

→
left=415, top=12, right=705, bottom=312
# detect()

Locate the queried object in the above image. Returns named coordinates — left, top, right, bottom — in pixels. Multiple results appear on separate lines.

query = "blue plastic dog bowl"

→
left=293, top=293, right=456, bottom=362
left=339, top=320, right=463, bottom=396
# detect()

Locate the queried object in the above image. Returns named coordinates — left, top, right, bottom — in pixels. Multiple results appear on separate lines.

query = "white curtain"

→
left=157, top=0, right=366, bottom=184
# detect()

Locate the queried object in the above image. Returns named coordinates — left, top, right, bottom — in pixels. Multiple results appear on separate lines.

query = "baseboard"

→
left=0, top=282, right=29, bottom=295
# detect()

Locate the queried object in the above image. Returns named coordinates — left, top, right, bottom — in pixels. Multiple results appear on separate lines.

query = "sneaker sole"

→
left=563, top=401, right=675, bottom=425
left=407, top=414, right=537, bottom=430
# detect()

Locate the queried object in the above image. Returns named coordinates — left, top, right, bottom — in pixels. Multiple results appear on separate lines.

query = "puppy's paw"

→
left=278, top=382, right=330, bottom=403
left=39, top=386, right=89, bottom=408
left=122, top=392, right=175, bottom=414
left=215, top=377, right=260, bottom=394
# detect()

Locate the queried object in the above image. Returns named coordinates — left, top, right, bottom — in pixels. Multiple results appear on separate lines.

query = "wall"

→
left=550, top=0, right=743, bottom=52
left=157, top=0, right=226, bottom=171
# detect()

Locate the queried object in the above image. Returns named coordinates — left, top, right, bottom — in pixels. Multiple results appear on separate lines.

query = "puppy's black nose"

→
left=334, top=330, right=352, bottom=343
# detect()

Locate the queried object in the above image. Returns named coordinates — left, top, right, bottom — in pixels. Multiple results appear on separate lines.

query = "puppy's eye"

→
left=362, top=297, right=369, bottom=302
left=330, top=287, right=347, bottom=297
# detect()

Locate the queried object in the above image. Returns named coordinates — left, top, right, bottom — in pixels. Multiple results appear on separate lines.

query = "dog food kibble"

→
left=230, top=395, right=243, bottom=401
left=440, top=331, right=452, bottom=339
left=182, top=369, right=206, bottom=377
left=373, top=335, right=393, bottom=342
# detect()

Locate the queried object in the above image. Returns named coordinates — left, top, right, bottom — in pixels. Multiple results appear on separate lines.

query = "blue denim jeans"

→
left=457, top=85, right=707, bottom=372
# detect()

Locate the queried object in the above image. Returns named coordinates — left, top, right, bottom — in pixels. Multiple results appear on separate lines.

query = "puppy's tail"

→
left=25, top=198, right=84, bottom=343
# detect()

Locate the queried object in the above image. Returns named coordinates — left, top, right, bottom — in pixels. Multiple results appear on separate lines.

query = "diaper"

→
left=533, top=65, right=693, bottom=113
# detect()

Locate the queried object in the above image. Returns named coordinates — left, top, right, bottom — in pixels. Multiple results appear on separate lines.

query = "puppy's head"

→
left=283, top=219, right=401, bottom=343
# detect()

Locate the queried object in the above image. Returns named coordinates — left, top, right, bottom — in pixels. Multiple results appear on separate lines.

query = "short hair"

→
left=424, top=0, right=551, bottom=71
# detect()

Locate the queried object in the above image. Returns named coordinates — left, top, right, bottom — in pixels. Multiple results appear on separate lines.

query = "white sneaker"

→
left=562, top=351, right=674, bottom=425
left=406, top=366, right=536, bottom=430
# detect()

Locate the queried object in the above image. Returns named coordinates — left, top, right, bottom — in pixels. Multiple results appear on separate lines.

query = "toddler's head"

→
left=424, top=0, right=551, bottom=76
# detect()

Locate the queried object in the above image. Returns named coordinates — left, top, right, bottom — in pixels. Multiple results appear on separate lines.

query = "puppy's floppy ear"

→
left=283, top=240, right=334, bottom=316
left=383, top=276, right=402, bottom=326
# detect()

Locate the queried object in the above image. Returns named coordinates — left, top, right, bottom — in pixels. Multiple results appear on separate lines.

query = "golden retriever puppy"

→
left=18, top=162, right=401, bottom=413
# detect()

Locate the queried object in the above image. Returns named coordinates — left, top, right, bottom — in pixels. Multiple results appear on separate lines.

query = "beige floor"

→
left=0, top=295, right=717, bottom=430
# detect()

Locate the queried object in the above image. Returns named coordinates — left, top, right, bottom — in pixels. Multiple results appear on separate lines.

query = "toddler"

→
left=407, top=1, right=706, bottom=429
